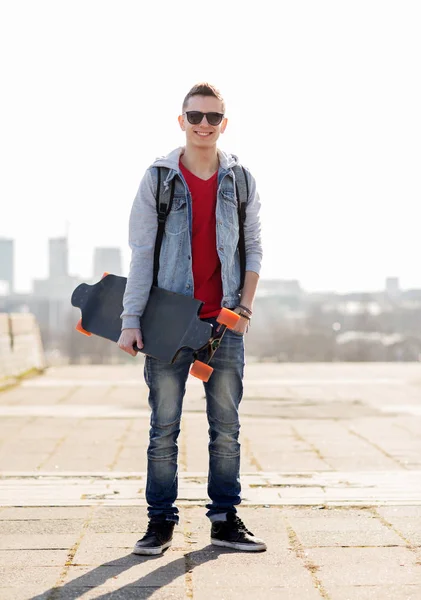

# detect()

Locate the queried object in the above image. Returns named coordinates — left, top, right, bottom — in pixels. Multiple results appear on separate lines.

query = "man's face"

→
left=178, top=95, right=227, bottom=148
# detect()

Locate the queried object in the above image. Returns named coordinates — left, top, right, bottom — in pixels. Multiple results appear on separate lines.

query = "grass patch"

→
left=0, top=367, right=45, bottom=393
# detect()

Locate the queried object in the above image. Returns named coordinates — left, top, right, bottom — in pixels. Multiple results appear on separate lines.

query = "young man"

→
left=118, top=83, right=265, bottom=554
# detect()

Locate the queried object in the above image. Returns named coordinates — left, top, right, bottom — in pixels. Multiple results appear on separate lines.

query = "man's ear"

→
left=178, top=114, right=186, bottom=131
left=220, top=117, right=228, bottom=134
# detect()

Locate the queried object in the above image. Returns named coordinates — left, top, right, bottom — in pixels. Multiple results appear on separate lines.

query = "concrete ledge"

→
left=1, top=471, right=421, bottom=507
left=0, top=313, right=45, bottom=380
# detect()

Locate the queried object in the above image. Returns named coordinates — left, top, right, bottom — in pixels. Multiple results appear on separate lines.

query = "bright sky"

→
left=1, top=0, right=420, bottom=294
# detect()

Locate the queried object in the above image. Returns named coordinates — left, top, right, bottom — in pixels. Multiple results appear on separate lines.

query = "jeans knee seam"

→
left=207, top=415, right=240, bottom=427
left=151, top=418, right=181, bottom=429
left=147, top=453, right=178, bottom=461
left=209, top=450, right=241, bottom=458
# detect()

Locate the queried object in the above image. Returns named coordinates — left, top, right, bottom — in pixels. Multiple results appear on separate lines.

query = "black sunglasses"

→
left=184, top=111, right=225, bottom=126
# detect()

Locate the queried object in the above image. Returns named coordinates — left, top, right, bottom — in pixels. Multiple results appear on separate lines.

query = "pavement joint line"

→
left=183, top=508, right=194, bottom=600
left=56, top=386, right=79, bottom=405
left=283, top=517, right=329, bottom=599
left=347, top=427, right=409, bottom=470
left=242, top=435, right=263, bottom=471
left=47, top=504, right=96, bottom=600
left=394, top=422, right=418, bottom=436
left=291, top=426, right=333, bottom=469
left=36, top=416, right=84, bottom=471
left=1, top=414, right=39, bottom=452
left=0, top=369, right=44, bottom=394
left=107, top=419, right=135, bottom=471
left=369, top=506, right=421, bottom=560
left=102, top=384, right=117, bottom=399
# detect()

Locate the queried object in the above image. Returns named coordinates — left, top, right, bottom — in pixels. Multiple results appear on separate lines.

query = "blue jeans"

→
left=143, top=317, right=245, bottom=524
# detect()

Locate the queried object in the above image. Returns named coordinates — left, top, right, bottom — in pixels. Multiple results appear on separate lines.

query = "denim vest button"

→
left=186, top=284, right=191, bottom=289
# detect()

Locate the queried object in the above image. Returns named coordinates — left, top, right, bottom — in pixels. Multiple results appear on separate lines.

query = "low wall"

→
left=0, top=313, right=45, bottom=380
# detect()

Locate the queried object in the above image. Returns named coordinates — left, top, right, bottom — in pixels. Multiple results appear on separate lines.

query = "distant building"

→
left=93, top=247, right=122, bottom=280
left=257, top=279, right=302, bottom=298
left=49, top=237, right=68, bottom=279
left=0, top=237, right=14, bottom=294
left=28, top=236, right=81, bottom=332
left=386, top=277, right=400, bottom=298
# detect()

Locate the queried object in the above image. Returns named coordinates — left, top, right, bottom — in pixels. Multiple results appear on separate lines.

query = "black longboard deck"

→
left=71, top=274, right=212, bottom=363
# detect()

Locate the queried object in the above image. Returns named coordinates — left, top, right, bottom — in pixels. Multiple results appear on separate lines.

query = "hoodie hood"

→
left=152, top=147, right=239, bottom=172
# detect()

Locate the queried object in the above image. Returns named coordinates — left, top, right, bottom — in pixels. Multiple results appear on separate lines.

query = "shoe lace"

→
left=232, top=516, right=253, bottom=535
left=145, top=519, right=166, bottom=536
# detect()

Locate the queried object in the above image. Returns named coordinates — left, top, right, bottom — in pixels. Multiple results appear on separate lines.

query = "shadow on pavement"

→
left=29, top=545, right=235, bottom=599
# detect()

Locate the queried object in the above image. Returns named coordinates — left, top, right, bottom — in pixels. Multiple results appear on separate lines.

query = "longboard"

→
left=71, top=274, right=240, bottom=380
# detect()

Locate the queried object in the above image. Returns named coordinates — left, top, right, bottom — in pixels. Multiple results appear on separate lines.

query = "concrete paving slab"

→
left=0, top=565, right=63, bottom=587
left=0, top=587, right=51, bottom=600
left=0, top=534, right=76, bottom=550
left=0, top=518, right=85, bottom=535
left=0, top=506, right=91, bottom=520
left=0, top=548, right=69, bottom=567
left=373, top=516, right=421, bottom=546
left=290, top=526, right=406, bottom=548
left=0, top=453, right=52, bottom=471
left=325, top=584, right=421, bottom=600
left=305, top=547, right=421, bottom=586
left=285, top=511, right=405, bottom=547
left=62, top=560, right=187, bottom=588
left=193, top=586, right=323, bottom=599
left=377, top=506, right=421, bottom=518
left=189, top=548, right=313, bottom=589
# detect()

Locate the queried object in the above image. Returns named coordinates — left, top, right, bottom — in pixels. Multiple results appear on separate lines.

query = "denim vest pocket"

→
left=220, top=190, right=238, bottom=227
left=165, top=195, right=188, bottom=235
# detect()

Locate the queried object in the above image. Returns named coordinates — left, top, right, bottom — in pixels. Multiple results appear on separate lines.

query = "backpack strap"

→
left=152, top=164, right=248, bottom=291
left=232, top=165, right=249, bottom=290
left=153, top=166, right=175, bottom=287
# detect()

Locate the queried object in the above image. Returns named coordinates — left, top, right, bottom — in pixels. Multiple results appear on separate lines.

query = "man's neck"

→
left=180, top=145, right=219, bottom=179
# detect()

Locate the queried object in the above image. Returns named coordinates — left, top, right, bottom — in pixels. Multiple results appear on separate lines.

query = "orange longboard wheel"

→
left=190, top=361, right=213, bottom=382
left=101, top=272, right=110, bottom=279
left=75, top=318, right=92, bottom=336
left=216, top=307, right=241, bottom=329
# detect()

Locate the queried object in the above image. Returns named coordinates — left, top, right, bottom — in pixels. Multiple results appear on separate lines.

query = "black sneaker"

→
left=132, top=519, right=175, bottom=555
left=211, top=512, right=267, bottom=552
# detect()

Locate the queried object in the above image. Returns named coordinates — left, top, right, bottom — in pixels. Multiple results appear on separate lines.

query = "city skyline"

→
left=0, top=234, right=415, bottom=297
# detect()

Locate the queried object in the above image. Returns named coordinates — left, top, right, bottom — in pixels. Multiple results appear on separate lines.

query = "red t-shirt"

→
left=179, top=161, right=223, bottom=318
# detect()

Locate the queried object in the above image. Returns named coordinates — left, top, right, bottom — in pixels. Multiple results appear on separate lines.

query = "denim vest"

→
left=153, top=166, right=242, bottom=309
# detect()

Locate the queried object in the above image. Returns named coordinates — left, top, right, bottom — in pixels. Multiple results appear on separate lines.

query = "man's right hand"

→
left=117, top=328, right=144, bottom=357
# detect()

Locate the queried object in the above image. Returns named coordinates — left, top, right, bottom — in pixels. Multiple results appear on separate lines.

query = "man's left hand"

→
left=231, top=307, right=249, bottom=335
